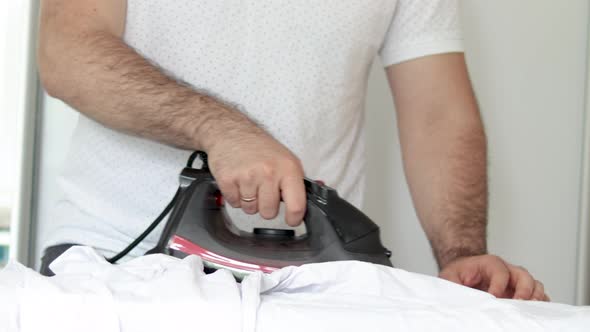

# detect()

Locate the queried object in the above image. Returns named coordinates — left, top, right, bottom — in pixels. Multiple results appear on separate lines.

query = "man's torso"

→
left=45, top=1, right=400, bottom=256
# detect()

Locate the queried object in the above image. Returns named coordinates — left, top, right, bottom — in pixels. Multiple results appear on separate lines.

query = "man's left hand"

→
left=439, top=254, right=550, bottom=301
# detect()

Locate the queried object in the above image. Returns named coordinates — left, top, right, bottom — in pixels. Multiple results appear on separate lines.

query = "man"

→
left=37, top=0, right=549, bottom=301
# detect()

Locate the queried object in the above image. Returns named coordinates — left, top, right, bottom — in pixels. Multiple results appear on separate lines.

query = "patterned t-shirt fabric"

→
left=45, top=0, right=464, bottom=257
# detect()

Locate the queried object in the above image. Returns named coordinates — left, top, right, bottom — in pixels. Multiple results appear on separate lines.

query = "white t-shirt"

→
left=44, top=0, right=464, bottom=257
left=3, top=246, right=589, bottom=331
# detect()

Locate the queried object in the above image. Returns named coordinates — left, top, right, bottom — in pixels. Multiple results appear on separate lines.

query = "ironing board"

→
left=1, top=246, right=588, bottom=332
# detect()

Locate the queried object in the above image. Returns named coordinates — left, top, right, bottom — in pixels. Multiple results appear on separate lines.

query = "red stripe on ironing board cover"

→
left=170, top=235, right=279, bottom=273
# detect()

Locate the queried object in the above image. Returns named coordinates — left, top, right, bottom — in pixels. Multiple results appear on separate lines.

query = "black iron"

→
left=146, top=154, right=393, bottom=278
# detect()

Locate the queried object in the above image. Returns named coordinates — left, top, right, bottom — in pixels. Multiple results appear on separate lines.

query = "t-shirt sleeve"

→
left=379, top=0, right=464, bottom=67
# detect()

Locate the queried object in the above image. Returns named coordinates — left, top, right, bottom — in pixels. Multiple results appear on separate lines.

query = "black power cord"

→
left=107, top=151, right=205, bottom=264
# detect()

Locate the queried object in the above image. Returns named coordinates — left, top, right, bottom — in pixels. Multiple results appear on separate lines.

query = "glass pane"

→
left=0, top=3, right=17, bottom=266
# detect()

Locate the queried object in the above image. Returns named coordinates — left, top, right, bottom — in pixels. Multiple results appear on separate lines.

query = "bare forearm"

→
left=401, top=113, right=488, bottom=268
left=38, top=27, right=260, bottom=151
left=388, top=54, right=488, bottom=269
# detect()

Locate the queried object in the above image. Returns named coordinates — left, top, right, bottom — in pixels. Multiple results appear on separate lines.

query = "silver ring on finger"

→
left=240, top=196, right=257, bottom=203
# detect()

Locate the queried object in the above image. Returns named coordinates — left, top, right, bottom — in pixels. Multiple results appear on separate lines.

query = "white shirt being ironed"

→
left=1, top=246, right=589, bottom=331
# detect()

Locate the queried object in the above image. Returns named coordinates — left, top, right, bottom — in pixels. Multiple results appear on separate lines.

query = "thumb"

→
left=439, top=264, right=462, bottom=285
left=460, top=265, right=482, bottom=288
left=440, top=258, right=480, bottom=287
left=484, top=260, right=511, bottom=297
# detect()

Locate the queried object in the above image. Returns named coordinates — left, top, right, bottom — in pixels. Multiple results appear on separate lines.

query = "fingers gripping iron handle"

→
left=186, top=151, right=379, bottom=249
left=161, top=168, right=389, bottom=256
left=148, top=151, right=391, bottom=265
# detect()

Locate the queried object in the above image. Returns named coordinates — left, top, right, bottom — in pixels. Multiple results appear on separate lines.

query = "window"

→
left=0, top=1, right=35, bottom=266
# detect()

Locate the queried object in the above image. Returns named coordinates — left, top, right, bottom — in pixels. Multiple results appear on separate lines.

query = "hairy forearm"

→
left=38, top=29, right=261, bottom=151
left=401, top=112, right=488, bottom=269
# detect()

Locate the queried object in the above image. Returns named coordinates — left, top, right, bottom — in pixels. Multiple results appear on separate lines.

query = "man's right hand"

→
left=206, top=128, right=307, bottom=227
left=38, top=0, right=307, bottom=226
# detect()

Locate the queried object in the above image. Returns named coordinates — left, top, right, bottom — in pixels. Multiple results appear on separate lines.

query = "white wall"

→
left=33, top=0, right=589, bottom=304
left=32, top=98, right=78, bottom=268
left=364, top=0, right=589, bottom=304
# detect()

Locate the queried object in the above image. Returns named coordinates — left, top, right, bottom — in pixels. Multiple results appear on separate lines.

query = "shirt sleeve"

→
left=379, top=0, right=464, bottom=67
